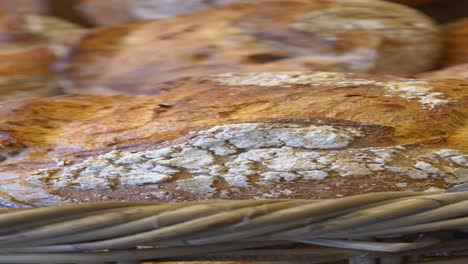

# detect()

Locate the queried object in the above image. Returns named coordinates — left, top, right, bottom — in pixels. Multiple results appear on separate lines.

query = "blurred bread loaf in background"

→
left=0, top=0, right=467, bottom=98
left=443, top=18, right=468, bottom=67
left=75, top=0, right=466, bottom=26
left=415, top=17, right=468, bottom=80
left=56, top=0, right=443, bottom=95
left=417, top=63, right=468, bottom=80
left=0, top=9, right=81, bottom=100
left=1, top=0, right=467, bottom=26
left=77, top=0, right=255, bottom=26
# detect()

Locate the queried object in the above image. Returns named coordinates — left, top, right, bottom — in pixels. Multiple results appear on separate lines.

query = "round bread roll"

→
left=0, top=10, right=82, bottom=101
left=443, top=18, right=468, bottom=67
left=60, top=0, right=443, bottom=95
left=0, top=71, right=466, bottom=207
left=417, top=63, right=468, bottom=80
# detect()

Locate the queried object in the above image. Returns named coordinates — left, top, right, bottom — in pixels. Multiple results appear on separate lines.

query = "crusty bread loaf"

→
left=0, top=10, right=82, bottom=100
left=77, top=0, right=438, bottom=26
left=61, top=0, right=443, bottom=95
left=0, top=71, right=466, bottom=207
left=443, top=18, right=468, bottom=67
left=416, top=18, right=468, bottom=80
left=417, top=63, right=468, bottom=80
left=77, top=0, right=254, bottom=26
left=0, top=47, right=58, bottom=101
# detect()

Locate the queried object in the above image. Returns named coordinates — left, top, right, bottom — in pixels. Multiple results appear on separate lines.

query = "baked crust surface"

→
left=0, top=71, right=466, bottom=207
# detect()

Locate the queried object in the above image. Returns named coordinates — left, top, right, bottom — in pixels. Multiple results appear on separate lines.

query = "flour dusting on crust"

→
left=30, top=123, right=467, bottom=199
left=207, top=72, right=450, bottom=109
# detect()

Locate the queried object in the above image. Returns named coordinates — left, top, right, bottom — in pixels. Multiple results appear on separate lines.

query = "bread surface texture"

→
left=0, top=11, right=82, bottom=100
left=61, top=0, right=442, bottom=95
left=0, top=71, right=466, bottom=207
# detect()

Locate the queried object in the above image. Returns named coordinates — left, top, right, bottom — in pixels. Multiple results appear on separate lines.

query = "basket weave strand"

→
left=0, top=191, right=468, bottom=263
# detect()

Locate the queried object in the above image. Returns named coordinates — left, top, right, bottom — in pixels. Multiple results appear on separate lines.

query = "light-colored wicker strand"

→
left=0, top=191, right=468, bottom=263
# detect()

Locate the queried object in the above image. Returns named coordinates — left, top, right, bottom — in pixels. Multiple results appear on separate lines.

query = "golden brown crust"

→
left=443, top=18, right=468, bottom=67
left=61, top=0, right=442, bottom=95
left=0, top=11, right=82, bottom=100
left=0, top=12, right=57, bottom=100
left=0, top=71, right=466, bottom=207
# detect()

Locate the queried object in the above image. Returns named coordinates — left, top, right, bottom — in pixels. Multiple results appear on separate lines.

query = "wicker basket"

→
left=1, top=185, right=468, bottom=264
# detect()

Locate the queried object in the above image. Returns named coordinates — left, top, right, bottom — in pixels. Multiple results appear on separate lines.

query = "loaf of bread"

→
left=416, top=18, right=468, bottom=79
left=77, top=0, right=254, bottom=26
left=77, top=0, right=439, bottom=26
left=0, top=71, right=466, bottom=207
left=60, top=0, right=443, bottom=95
left=443, top=18, right=468, bottom=67
left=417, top=63, right=468, bottom=80
left=0, top=10, right=82, bottom=100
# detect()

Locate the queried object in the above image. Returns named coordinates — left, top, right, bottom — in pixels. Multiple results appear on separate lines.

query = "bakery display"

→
left=0, top=1, right=467, bottom=263
left=0, top=71, right=466, bottom=207
left=0, top=10, right=82, bottom=101
left=60, top=0, right=443, bottom=95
